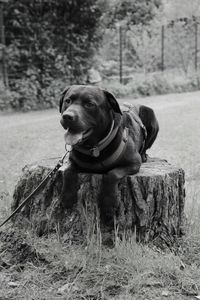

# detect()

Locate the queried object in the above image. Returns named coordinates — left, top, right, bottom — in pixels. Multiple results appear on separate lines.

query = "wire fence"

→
left=99, top=19, right=200, bottom=84
left=1, top=18, right=200, bottom=87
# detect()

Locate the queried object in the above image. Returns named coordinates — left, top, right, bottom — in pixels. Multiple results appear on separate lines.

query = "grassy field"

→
left=1, top=91, right=200, bottom=299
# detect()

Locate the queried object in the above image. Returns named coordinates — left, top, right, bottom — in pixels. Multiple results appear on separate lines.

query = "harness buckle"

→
left=91, top=147, right=100, bottom=157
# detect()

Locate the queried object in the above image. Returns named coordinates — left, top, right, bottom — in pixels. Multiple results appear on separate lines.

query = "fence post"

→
left=69, top=31, right=73, bottom=85
left=195, top=22, right=198, bottom=72
left=0, top=0, right=8, bottom=87
left=119, top=25, right=123, bottom=84
left=161, top=25, right=165, bottom=72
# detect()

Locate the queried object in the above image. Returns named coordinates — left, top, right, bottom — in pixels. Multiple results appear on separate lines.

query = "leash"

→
left=0, top=148, right=70, bottom=228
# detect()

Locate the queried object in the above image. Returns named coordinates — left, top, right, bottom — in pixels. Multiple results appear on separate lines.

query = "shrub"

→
left=0, top=78, right=68, bottom=111
left=0, top=82, right=20, bottom=111
left=1, top=71, right=200, bottom=111
left=103, top=72, right=200, bottom=99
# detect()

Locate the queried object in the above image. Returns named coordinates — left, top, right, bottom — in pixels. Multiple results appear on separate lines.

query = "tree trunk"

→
left=11, top=157, right=186, bottom=247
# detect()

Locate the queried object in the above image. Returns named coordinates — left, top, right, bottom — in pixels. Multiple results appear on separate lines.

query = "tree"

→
left=98, top=0, right=162, bottom=78
left=3, top=0, right=106, bottom=109
left=163, top=0, right=200, bottom=21
left=105, top=0, right=161, bottom=27
left=4, top=0, right=104, bottom=86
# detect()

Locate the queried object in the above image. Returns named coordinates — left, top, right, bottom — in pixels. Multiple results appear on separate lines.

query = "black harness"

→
left=70, top=104, right=147, bottom=172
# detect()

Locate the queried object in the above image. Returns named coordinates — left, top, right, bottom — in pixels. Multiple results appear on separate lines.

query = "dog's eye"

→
left=84, top=102, right=96, bottom=109
left=65, top=98, right=71, bottom=105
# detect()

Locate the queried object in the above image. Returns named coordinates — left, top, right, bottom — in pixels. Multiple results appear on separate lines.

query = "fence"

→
left=99, top=18, right=200, bottom=84
left=0, top=17, right=200, bottom=87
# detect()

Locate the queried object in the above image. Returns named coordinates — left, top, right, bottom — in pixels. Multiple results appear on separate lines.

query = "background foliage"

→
left=1, top=0, right=200, bottom=111
left=105, top=0, right=161, bottom=27
left=3, top=0, right=107, bottom=110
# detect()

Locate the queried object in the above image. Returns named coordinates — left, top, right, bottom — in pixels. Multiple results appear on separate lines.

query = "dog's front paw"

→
left=60, top=192, right=77, bottom=209
left=101, top=208, right=115, bottom=226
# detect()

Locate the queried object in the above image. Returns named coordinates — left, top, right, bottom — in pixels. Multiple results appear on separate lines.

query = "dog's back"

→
left=120, top=102, right=159, bottom=162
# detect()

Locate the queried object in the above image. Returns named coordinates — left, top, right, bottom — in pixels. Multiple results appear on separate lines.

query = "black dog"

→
left=59, top=85, right=159, bottom=222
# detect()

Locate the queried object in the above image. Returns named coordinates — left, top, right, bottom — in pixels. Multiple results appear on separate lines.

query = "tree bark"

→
left=11, top=157, right=186, bottom=247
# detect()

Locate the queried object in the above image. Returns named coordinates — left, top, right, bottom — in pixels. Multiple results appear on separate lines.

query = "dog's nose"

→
left=62, top=112, right=76, bottom=123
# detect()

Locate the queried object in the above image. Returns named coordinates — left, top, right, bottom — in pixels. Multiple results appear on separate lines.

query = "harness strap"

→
left=139, top=123, right=147, bottom=155
left=121, top=103, right=147, bottom=154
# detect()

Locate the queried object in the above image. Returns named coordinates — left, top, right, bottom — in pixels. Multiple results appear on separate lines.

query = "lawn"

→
left=0, top=91, right=200, bottom=299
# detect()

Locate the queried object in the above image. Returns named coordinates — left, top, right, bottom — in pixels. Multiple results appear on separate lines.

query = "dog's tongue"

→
left=64, top=129, right=83, bottom=146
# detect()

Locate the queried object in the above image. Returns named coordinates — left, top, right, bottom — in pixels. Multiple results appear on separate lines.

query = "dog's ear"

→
left=59, top=86, right=70, bottom=113
left=103, top=90, right=122, bottom=115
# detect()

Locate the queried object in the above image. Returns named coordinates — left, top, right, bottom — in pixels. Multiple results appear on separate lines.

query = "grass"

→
left=1, top=91, right=200, bottom=299
left=1, top=229, right=200, bottom=299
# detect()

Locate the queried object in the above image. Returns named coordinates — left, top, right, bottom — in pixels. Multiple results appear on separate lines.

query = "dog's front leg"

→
left=99, top=162, right=141, bottom=224
left=99, top=145, right=142, bottom=224
left=99, top=172, right=119, bottom=224
left=60, top=163, right=79, bottom=209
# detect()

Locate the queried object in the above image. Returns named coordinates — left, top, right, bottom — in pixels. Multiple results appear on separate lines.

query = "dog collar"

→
left=71, top=127, right=129, bottom=172
left=74, top=120, right=118, bottom=157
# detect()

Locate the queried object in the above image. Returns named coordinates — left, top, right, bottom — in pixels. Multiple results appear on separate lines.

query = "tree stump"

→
left=11, top=157, right=185, bottom=247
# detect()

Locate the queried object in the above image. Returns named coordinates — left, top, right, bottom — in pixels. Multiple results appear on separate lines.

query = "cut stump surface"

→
left=11, top=157, right=185, bottom=246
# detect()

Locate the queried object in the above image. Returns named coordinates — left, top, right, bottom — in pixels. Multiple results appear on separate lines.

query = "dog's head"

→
left=59, top=85, right=122, bottom=146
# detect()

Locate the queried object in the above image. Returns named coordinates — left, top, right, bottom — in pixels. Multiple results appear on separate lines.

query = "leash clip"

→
left=60, top=144, right=72, bottom=163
